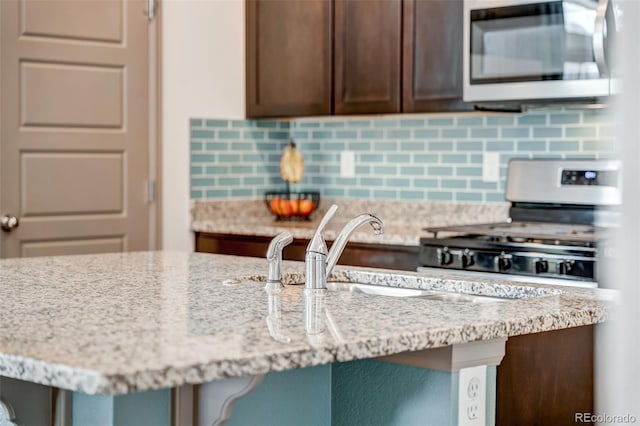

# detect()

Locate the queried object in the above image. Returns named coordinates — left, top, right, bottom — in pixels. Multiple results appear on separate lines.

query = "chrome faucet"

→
left=305, top=204, right=384, bottom=289
left=266, top=231, right=293, bottom=289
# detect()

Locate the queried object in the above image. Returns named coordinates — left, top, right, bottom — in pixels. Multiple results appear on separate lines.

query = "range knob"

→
left=497, top=254, right=511, bottom=272
left=438, top=248, right=453, bottom=266
left=558, top=261, right=574, bottom=275
left=462, top=250, right=475, bottom=268
left=535, top=259, right=549, bottom=274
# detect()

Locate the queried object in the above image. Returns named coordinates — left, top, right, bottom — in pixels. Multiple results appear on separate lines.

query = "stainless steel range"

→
left=419, top=159, right=621, bottom=287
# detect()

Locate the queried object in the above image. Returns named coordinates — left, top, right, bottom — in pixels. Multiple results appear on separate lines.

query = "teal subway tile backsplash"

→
left=442, top=129, right=468, bottom=139
left=456, top=116, right=484, bottom=126
left=550, top=113, right=581, bottom=124
left=517, top=114, right=547, bottom=125
left=486, top=116, right=515, bottom=126
left=190, top=109, right=613, bottom=202
left=191, top=130, right=215, bottom=138
left=487, top=141, right=514, bottom=151
left=414, top=129, right=439, bottom=138
left=501, top=127, right=530, bottom=138
left=347, top=120, right=372, bottom=128
left=533, top=127, right=563, bottom=137
left=566, top=126, right=598, bottom=137
left=427, top=118, right=454, bottom=126
left=471, top=128, right=499, bottom=138
left=204, top=119, right=227, bottom=128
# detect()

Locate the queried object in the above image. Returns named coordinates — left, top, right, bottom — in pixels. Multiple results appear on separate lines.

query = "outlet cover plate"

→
left=458, top=365, right=487, bottom=426
left=482, top=152, right=500, bottom=182
left=340, top=151, right=356, bottom=178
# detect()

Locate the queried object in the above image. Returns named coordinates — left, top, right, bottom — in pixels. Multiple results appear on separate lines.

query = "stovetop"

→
left=419, top=221, right=599, bottom=285
left=417, top=159, right=621, bottom=287
left=425, top=221, right=596, bottom=246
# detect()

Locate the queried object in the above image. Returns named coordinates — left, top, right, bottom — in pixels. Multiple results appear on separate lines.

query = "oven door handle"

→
left=593, top=0, right=610, bottom=77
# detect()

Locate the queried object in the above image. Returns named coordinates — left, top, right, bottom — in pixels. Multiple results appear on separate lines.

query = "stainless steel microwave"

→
left=463, top=0, right=620, bottom=103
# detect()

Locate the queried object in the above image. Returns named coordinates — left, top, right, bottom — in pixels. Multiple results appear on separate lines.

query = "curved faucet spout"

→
left=325, top=214, right=384, bottom=278
left=266, top=231, right=293, bottom=287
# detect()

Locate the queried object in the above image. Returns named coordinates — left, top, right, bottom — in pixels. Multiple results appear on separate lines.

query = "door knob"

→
left=1, top=215, right=19, bottom=232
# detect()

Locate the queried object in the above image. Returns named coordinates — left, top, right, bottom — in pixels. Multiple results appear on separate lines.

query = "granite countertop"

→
left=191, top=199, right=511, bottom=246
left=0, top=251, right=613, bottom=395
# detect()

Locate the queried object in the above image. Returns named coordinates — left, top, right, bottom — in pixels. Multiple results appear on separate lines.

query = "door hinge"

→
left=146, top=0, right=157, bottom=22
left=147, top=179, right=156, bottom=204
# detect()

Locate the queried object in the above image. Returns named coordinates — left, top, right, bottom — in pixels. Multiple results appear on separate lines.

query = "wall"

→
left=161, top=0, right=245, bottom=251
left=332, top=360, right=497, bottom=426
left=227, top=365, right=331, bottom=426
left=190, top=109, right=613, bottom=202
left=73, top=390, right=171, bottom=426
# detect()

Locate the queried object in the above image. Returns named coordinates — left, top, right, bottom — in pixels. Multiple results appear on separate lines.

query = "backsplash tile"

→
left=190, top=110, right=613, bottom=202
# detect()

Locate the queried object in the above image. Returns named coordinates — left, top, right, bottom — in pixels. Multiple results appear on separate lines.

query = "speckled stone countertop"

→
left=191, top=199, right=510, bottom=246
left=0, top=251, right=613, bottom=395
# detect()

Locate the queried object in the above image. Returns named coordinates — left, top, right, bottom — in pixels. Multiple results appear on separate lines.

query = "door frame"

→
left=0, top=0, right=162, bottom=254
left=152, top=0, right=162, bottom=250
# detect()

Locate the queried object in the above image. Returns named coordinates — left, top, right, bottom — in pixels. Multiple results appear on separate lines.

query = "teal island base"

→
left=0, top=339, right=504, bottom=426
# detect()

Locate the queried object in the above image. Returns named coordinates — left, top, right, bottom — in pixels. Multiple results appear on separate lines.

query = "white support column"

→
left=378, top=338, right=507, bottom=426
left=377, top=338, right=506, bottom=372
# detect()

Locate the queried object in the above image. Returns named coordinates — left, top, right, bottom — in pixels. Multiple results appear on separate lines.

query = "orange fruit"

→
left=269, top=198, right=281, bottom=215
left=298, top=199, right=314, bottom=216
left=279, top=199, right=293, bottom=217
left=289, top=199, right=300, bottom=215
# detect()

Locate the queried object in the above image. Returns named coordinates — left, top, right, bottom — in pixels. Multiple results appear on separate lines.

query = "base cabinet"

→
left=195, top=232, right=420, bottom=271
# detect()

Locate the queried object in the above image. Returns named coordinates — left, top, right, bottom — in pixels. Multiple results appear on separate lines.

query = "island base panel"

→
left=496, top=325, right=594, bottom=426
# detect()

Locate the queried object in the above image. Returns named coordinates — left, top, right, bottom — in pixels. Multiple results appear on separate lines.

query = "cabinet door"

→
left=334, top=0, right=402, bottom=114
left=246, top=0, right=332, bottom=118
left=403, top=0, right=473, bottom=112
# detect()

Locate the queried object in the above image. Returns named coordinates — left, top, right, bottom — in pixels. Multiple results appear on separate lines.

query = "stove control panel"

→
left=506, top=159, right=621, bottom=206
left=561, top=169, right=618, bottom=187
left=419, top=244, right=595, bottom=283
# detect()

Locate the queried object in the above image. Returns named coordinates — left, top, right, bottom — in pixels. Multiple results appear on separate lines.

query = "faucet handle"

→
left=266, top=231, right=293, bottom=288
left=307, top=204, right=338, bottom=254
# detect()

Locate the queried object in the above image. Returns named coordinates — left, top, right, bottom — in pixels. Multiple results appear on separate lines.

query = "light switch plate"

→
left=482, top=152, right=500, bottom=182
left=340, top=151, right=356, bottom=178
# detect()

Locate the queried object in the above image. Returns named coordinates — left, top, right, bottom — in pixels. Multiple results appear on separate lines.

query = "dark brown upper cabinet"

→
left=334, top=0, right=402, bottom=114
left=402, top=0, right=473, bottom=112
left=245, top=0, right=470, bottom=118
left=245, top=0, right=333, bottom=118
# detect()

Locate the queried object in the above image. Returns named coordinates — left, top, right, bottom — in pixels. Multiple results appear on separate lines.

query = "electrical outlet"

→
left=467, top=404, right=478, bottom=420
left=340, top=151, right=356, bottom=178
left=458, top=365, right=486, bottom=426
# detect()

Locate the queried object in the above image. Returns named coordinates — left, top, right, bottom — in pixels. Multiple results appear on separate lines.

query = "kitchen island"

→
left=0, top=251, right=612, bottom=425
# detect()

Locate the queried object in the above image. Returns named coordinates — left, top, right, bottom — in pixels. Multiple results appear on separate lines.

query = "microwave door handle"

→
left=593, top=0, right=609, bottom=76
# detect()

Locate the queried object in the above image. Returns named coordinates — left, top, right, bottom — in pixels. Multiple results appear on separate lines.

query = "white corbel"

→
left=0, top=399, right=18, bottom=426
